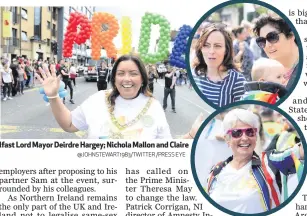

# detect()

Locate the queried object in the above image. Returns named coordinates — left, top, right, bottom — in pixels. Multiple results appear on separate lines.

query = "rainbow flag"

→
left=241, top=90, right=279, bottom=104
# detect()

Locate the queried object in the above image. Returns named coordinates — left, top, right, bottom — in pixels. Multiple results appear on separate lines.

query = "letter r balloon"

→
left=91, top=12, right=119, bottom=60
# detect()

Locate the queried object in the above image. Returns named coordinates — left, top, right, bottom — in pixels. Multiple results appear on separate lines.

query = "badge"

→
left=141, top=115, right=154, bottom=127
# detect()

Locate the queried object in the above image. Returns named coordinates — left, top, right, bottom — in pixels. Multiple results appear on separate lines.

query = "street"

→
left=0, top=77, right=214, bottom=139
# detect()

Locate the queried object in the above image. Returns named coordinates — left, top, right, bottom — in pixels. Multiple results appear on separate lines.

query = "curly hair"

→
left=253, top=15, right=297, bottom=45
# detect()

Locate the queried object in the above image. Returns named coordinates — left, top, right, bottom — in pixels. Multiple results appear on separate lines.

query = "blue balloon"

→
left=39, top=87, right=45, bottom=94
left=59, top=81, right=65, bottom=91
left=59, top=90, right=68, bottom=98
left=43, top=94, right=49, bottom=103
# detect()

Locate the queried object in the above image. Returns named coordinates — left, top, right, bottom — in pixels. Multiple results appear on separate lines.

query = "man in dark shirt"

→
left=60, top=59, right=74, bottom=104
left=163, top=66, right=177, bottom=113
left=96, top=60, right=109, bottom=91
left=10, top=58, right=19, bottom=96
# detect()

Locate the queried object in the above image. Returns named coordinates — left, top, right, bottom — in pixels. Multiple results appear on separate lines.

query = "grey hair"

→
left=223, top=108, right=260, bottom=135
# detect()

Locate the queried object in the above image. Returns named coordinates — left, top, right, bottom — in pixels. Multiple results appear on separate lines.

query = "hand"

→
left=170, top=86, right=174, bottom=89
left=189, top=112, right=205, bottom=138
left=35, top=63, right=61, bottom=97
left=215, top=135, right=225, bottom=141
left=239, top=45, right=245, bottom=52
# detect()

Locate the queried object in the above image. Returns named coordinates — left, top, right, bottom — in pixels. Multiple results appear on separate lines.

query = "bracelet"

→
left=46, top=94, right=59, bottom=99
left=188, top=132, right=194, bottom=139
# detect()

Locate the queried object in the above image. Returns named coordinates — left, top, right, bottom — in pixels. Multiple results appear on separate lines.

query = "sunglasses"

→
left=256, top=31, right=281, bottom=49
left=227, top=128, right=257, bottom=139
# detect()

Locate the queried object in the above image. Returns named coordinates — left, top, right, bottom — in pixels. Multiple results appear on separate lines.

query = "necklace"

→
left=105, top=92, right=153, bottom=131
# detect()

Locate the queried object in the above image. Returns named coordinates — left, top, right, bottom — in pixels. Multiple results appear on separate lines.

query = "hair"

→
left=241, top=20, right=253, bottom=29
left=253, top=15, right=297, bottom=45
left=223, top=108, right=260, bottom=136
left=194, top=23, right=237, bottom=76
left=232, top=26, right=244, bottom=38
left=251, top=58, right=284, bottom=81
left=1, top=58, right=9, bottom=67
left=107, top=55, right=152, bottom=111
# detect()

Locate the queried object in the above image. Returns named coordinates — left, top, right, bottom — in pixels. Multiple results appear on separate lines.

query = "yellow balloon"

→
left=120, top=16, right=132, bottom=54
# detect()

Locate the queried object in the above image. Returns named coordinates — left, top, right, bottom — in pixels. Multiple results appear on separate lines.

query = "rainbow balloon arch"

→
left=63, top=11, right=192, bottom=68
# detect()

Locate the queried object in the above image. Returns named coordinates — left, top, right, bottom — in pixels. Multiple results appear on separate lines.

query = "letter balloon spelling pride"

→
left=91, top=13, right=119, bottom=60
left=138, top=12, right=171, bottom=64
left=120, top=16, right=132, bottom=55
left=63, top=12, right=91, bottom=58
left=169, top=25, right=192, bottom=69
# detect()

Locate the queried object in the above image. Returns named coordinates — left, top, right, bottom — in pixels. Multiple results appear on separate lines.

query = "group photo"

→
left=189, top=2, right=302, bottom=107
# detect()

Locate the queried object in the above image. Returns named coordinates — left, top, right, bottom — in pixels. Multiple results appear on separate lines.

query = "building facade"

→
left=0, top=7, right=59, bottom=62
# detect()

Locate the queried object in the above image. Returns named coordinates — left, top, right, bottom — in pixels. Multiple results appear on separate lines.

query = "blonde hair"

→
left=251, top=58, right=284, bottom=81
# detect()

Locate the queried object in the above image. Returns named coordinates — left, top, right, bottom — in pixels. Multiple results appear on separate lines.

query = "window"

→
left=11, top=7, right=18, bottom=24
left=21, top=8, right=28, bottom=20
left=52, top=8, right=57, bottom=20
left=21, top=31, right=28, bottom=41
left=81, top=7, right=83, bottom=12
left=34, top=7, right=41, bottom=40
left=52, top=24, right=56, bottom=37
left=47, top=21, right=51, bottom=29
left=12, top=28, right=17, bottom=38
left=47, top=39, right=50, bottom=46
left=12, top=28, right=18, bottom=46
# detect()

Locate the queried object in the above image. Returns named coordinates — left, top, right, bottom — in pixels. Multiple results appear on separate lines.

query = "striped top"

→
left=194, top=69, right=246, bottom=107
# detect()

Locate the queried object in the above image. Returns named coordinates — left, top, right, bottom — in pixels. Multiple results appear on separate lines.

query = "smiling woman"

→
left=36, top=55, right=201, bottom=139
left=253, top=15, right=299, bottom=89
left=204, top=108, right=304, bottom=214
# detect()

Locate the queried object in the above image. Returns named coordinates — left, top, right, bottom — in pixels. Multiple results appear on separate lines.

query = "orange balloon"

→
left=91, top=12, right=119, bottom=60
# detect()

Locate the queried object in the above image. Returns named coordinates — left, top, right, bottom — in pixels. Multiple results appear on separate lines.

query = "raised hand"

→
left=35, top=63, right=61, bottom=97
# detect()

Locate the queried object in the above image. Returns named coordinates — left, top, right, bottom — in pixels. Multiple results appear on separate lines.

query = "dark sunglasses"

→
left=256, top=31, right=281, bottom=49
left=227, top=128, right=257, bottom=139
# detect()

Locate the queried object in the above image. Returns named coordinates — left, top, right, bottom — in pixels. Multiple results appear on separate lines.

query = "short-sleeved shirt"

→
left=1, top=68, right=13, bottom=83
left=60, top=65, right=69, bottom=81
left=165, top=72, right=176, bottom=88
left=194, top=69, right=246, bottom=107
left=97, top=66, right=109, bottom=82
